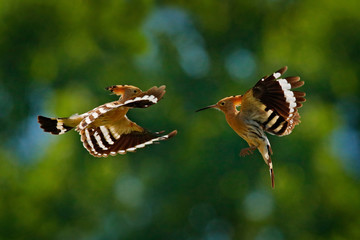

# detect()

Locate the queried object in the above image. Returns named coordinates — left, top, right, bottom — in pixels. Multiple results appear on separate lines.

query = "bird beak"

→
left=196, top=104, right=217, bottom=112
left=105, top=85, right=126, bottom=96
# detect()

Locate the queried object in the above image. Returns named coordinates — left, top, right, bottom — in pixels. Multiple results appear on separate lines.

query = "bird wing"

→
left=76, top=86, right=166, bottom=131
left=241, top=66, right=306, bottom=136
left=121, top=85, right=166, bottom=108
left=79, top=116, right=177, bottom=157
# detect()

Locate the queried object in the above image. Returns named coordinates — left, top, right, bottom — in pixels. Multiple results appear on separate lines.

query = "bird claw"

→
left=239, top=147, right=255, bottom=157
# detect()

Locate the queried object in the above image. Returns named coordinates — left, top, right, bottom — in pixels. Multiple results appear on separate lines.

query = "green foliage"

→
left=1, top=0, right=360, bottom=239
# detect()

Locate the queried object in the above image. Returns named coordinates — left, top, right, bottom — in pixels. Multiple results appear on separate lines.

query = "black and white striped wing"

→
left=252, top=66, right=306, bottom=136
left=76, top=101, right=124, bottom=131
left=80, top=125, right=177, bottom=157
left=121, top=85, right=166, bottom=108
left=77, top=86, right=165, bottom=131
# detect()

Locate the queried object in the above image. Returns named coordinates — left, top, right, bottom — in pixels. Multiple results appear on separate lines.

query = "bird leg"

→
left=269, top=161, right=275, bottom=189
left=239, top=146, right=257, bottom=157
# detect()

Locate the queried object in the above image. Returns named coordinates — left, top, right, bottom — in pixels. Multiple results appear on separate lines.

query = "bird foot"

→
left=239, top=147, right=256, bottom=157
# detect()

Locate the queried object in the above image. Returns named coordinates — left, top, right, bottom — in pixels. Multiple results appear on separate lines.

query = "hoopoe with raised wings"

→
left=196, top=66, right=306, bottom=188
left=38, top=85, right=177, bottom=157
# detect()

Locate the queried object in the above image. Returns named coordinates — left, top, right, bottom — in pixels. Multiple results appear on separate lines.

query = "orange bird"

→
left=196, top=67, right=306, bottom=188
left=38, top=85, right=177, bottom=157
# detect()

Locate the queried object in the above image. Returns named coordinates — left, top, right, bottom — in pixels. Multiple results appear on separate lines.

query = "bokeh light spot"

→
left=115, top=174, right=144, bottom=208
left=243, top=190, right=274, bottom=221
left=205, top=218, right=233, bottom=240
left=225, top=49, right=256, bottom=81
left=255, top=226, right=284, bottom=240
left=137, top=7, right=210, bottom=78
left=331, top=127, right=360, bottom=177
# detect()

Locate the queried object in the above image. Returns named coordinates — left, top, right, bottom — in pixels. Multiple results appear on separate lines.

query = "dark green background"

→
left=1, top=0, right=359, bottom=239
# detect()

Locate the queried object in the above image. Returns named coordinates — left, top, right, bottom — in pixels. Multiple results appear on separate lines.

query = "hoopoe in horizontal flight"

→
left=196, top=66, right=306, bottom=188
left=38, top=85, right=177, bottom=157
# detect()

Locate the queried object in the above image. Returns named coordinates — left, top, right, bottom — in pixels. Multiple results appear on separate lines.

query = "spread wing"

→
left=241, top=66, right=306, bottom=136
left=77, top=86, right=166, bottom=131
left=121, top=85, right=166, bottom=108
left=79, top=116, right=177, bottom=157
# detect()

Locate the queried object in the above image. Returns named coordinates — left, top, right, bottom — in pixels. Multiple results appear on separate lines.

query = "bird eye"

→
left=133, top=90, right=137, bottom=93
left=220, top=102, right=225, bottom=106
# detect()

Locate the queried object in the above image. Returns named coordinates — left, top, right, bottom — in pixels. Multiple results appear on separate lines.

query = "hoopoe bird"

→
left=38, top=85, right=177, bottom=157
left=196, top=66, right=306, bottom=188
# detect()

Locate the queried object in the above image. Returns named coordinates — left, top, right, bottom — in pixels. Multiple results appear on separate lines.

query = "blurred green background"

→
left=1, top=0, right=360, bottom=239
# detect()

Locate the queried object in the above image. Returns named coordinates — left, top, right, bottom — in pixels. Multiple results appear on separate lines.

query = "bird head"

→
left=196, top=95, right=242, bottom=113
left=105, top=85, right=142, bottom=100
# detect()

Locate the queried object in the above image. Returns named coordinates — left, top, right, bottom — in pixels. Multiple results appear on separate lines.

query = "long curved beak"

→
left=195, top=104, right=217, bottom=112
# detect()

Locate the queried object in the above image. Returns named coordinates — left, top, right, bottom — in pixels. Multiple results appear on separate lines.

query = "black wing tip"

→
left=37, top=115, right=59, bottom=134
left=37, top=115, right=53, bottom=127
left=37, top=115, right=47, bottom=122
left=257, top=66, right=289, bottom=84
left=38, top=115, right=73, bottom=135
